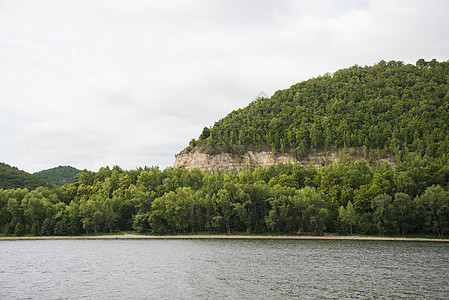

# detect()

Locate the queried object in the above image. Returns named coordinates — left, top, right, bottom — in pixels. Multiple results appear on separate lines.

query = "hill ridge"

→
left=33, top=165, right=82, bottom=186
left=175, top=59, right=449, bottom=171
left=0, top=162, right=53, bottom=190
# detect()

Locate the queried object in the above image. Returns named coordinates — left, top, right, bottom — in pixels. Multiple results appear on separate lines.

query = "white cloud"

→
left=0, top=0, right=448, bottom=172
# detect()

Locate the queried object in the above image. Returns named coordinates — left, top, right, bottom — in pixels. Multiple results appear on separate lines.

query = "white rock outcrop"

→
left=173, top=146, right=395, bottom=172
left=174, top=148, right=296, bottom=172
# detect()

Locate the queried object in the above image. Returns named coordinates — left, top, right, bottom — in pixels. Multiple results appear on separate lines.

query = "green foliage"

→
left=372, top=194, right=394, bottom=234
left=0, top=163, right=53, bottom=190
left=2, top=59, right=449, bottom=237
left=415, top=185, right=449, bottom=236
left=189, top=138, right=198, bottom=147
left=339, top=201, right=357, bottom=234
left=14, top=222, right=24, bottom=236
left=33, top=166, right=82, bottom=187
left=201, top=59, right=449, bottom=160
left=199, top=127, right=211, bottom=140
left=392, top=192, right=415, bottom=235
left=0, top=160, right=448, bottom=236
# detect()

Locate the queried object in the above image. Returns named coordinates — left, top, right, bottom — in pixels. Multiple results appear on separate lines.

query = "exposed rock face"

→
left=174, top=146, right=396, bottom=172
left=174, top=148, right=296, bottom=172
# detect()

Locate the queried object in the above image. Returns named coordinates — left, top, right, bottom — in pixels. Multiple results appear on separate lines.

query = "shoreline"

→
left=1, top=234, right=448, bottom=242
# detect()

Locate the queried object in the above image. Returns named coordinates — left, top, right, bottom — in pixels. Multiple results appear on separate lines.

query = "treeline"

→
left=196, top=59, right=449, bottom=163
left=0, top=163, right=54, bottom=190
left=1, top=152, right=448, bottom=236
left=2, top=59, right=449, bottom=237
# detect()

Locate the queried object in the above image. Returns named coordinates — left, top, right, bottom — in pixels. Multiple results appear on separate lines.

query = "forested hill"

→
left=34, top=166, right=82, bottom=187
left=0, top=163, right=53, bottom=190
left=1, top=59, right=449, bottom=238
left=194, top=59, right=449, bottom=163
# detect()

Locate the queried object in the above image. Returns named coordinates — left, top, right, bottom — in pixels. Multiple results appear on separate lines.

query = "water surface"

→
left=0, top=239, right=448, bottom=299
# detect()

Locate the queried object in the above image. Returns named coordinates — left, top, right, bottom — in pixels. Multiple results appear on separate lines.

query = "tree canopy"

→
left=1, top=158, right=448, bottom=237
left=2, top=59, right=449, bottom=237
left=191, top=59, right=449, bottom=163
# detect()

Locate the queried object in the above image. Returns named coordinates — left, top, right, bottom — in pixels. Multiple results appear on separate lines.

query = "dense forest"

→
left=195, top=59, right=449, bottom=164
left=1, top=59, right=448, bottom=237
left=0, top=159, right=448, bottom=237
left=0, top=163, right=53, bottom=190
left=34, top=166, right=82, bottom=187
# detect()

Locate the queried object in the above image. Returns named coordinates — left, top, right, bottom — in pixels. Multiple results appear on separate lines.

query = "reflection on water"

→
left=0, top=239, right=448, bottom=299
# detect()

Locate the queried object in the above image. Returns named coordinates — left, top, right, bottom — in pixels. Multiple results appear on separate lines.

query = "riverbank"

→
left=1, top=233, right=448, bottom=242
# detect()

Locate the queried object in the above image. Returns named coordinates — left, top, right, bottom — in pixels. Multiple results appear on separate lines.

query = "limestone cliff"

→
left=174, top=148, right=295, bottom=172
left=174, top=146, right=395, bottom=172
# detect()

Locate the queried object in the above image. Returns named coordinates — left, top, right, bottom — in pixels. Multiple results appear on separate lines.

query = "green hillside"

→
left=1, top=59, right=449, bottom=238
left=34, top=166, right=82, bottom=187
left=196, top=59, right=449, bottom=164
left=0, top=163, right=53, bottom=190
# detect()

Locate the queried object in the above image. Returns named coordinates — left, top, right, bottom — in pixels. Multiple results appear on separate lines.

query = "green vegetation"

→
left=194, top=59, right=449, bottom=162
left=1, top=59, right=448, bottom=237
left=0, top=158, right=448, bottom=237
left=0, top=163, right=53, bottom=190
left=34, top=166, right=82, bottom=187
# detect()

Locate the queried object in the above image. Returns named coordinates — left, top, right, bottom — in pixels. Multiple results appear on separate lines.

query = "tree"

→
left=392, top=192, right=415, bottom=235
left=7, top=197, right=23, bottom=229
left=199, top=127, right=210, bottom=140
left=372, top=194, right=394, bottom=235
left=293, top=186, right=329, bottom=234
left=14, top=222, right=24, bottom=236
left=66, top=201, right=82, bottom=235
left=104, top=197, right=119, bottom=233
left=394, top=172, right=417, bottom=197
left=41, top=218, right=54, bottom=236
left=215, top=188, right=234, bottom=234
left=415, top=185, right=449, bottom=236
left=79, top=195, right=107, bottom=234
left=266, top=194, right=296, bottom=234
left=21, top=190, right=53, bottom=234
left=148, top=187, right=195, bottom=233
left=133, top=212, right=150, bottom=233
left=338, top=200, right=357, bottom=234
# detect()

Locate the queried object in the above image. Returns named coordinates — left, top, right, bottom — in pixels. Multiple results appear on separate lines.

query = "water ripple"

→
left=0, top=239, right=448, bottom=299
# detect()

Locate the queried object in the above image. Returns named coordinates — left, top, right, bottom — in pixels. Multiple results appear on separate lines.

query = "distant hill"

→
left=33, top=165, right=82, bottom=186
left=0, top=163, right=53, bottom=190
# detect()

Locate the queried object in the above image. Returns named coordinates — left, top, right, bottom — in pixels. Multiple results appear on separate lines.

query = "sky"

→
left=1, top=0, right=448, bottom=173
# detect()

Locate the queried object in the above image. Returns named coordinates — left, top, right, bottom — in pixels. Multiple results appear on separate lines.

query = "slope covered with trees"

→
left=1, top=59, right=448, bottom=237
left=0, top=163, right=53, bottom=190
left=34, top=166, right=82, bottom=187
left=196, top=59, right=449, bottom=165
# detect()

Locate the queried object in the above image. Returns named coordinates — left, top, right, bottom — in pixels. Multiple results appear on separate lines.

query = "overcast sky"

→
left=1, top=0, right=448, bottom=173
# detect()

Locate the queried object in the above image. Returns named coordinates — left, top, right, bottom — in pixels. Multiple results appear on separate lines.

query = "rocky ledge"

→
left=174, top=148, right=296, bottom=172
left=174, top=146, right=396, bottom=173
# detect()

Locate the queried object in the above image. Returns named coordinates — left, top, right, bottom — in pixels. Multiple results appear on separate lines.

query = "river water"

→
left=0, top=239, right=448, bottom=299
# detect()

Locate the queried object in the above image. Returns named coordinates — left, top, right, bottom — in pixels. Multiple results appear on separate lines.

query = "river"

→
left=0, top=239, right=448, bottom=299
